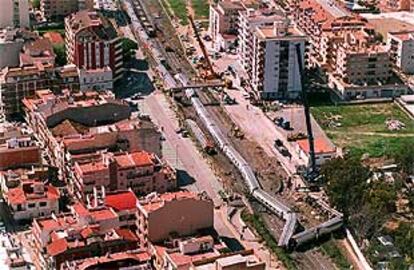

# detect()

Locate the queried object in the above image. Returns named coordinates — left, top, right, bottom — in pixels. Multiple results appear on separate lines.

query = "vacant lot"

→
left=191, top=0, right=210, bottom=19
left=311, top=103, right=414, bottom=157
left=166, top=0, right=188, bottom=24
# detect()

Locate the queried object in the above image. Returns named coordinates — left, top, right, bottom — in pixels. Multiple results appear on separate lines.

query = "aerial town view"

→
left=0, top=0, right=413, bottom=268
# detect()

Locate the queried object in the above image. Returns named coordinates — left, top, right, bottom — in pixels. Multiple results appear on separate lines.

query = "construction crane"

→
left=188, top=14, right=219, bottom=80
left=295, top=43, right=317, bottom=180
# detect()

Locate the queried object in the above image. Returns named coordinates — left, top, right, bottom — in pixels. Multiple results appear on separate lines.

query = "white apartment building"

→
left=238, top=8, right=287, bottom=75
left=209, top=0, right=245, bottom=51
left=250, top=22, right=306, bottom=100
left=0, top=0, right=29, bottom=28
left=387, top=31, right=414, bottom=74
left=78, top=66, right=113, bottom=91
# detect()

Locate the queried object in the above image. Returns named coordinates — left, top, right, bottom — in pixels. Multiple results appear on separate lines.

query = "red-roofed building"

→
left=43, top=32, right=64, bottom=45
left=4, top=181, right=60, bottom=221
left=32, top=201, right=140, bottom=269
left=296, top=137, right=337, bottom=166
left=104, top=190, right=138, bottom=228
left=73, top=151, right=176, bottom=201
left=60, top=250, right=153, bottom=270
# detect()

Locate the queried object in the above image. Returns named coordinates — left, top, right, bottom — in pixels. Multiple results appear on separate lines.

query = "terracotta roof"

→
left=297, top=138, right=336, bottom=154
left=47, top=238, right=68, bottom=256
left=114, top=151, right=154, bottom=168
left=43, top=32, right=64, bottom=44
left=76, top=160, right=108, bottom=175
left=72, top=202, right=90, bottom=217
left=90, top=208, right=117, bottom=221
left=6, top=184, right=60, bottom=205
left=115, top=228, right=138, bottom=241
left=104, top=191, right=137, bottom=211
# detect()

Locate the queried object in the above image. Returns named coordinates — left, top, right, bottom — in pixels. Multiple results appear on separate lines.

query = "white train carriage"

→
left=252, top=189, right=290, bottom=218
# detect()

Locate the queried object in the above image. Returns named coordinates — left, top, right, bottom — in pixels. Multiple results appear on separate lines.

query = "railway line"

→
left=123, top=0, right=346, bottom=263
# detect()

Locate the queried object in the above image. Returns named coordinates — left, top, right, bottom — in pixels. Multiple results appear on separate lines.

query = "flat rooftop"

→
left=361, top=12, right=414, bottom=39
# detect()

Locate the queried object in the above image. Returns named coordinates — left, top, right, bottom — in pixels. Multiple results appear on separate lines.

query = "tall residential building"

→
left=0, top=0, right=30, bottom=28
left=387, top=31, right=414, bottom=74
left=251, top=23, right=306, bottom=100
left=238, top=8, right=287, bottom=75
left=65, top=11, right=123, bottom=81
left=40, top=0, right=80, bottom=20
left=209, top=0, right=245, bottom=51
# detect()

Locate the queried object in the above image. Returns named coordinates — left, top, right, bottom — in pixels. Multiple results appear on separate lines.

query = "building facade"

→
left=4, top=182, right=60, bottom=221
left=136, top=191, right=214, bottom=247
left=65, top=11, right=123, bottom=81
left=387, top=31, right=414, bottom=74
left=41, top=0, right=80, bottom=20
left=251, top=23, right=306, bottom=100
left=0, top=0, right=30, bottom=28
left=73, top=151, right=176, bottom=200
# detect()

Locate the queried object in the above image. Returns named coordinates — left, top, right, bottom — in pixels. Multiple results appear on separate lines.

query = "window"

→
left=39, top=202, right=47, bottom=207
left=28, top=203, right=35, bottom=208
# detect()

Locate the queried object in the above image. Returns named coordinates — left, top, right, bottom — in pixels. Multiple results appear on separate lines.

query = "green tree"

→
left=121, top=38, right=138, bottom=62
left=321, top=157, right=370, bottom=218
left=32, top=0, right=40, bottom=9
left=53, top=44, right=66, bottom=66
left=395, top=143, right=414, bottom=175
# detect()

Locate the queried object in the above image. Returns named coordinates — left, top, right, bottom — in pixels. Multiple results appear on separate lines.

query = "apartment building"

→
left=335, top=33, right=391, bottom=86
left=4, top=181, right=60, bottom=221
left=0, top=0, right=30, bottom=28
left=191, top=250, right=266, bottom=270
left=20, top=38, right=56, bottom=66
left=238, top=8, right=287, bottom=74
left=209, top=0, right=245, bottom=51
left=0, top=63, right=80, bottom=117
left=41, top=0, right=80, bottom=20
left=251, top=23, right=306, bottom=100
left=65, top=11, right=123, bottom=81
left=32, top=215, right=139, bottom=269
left=136, top=191, right=214, bottom=247
left=23, top=89, right=162, bottom=181
left=78, top=66, right=113, bottom=91
left=73, top=151, right=176, bottom=200
left=0, top=165, right=55, bottom=193
left=387, top=31, right=414, bottom=74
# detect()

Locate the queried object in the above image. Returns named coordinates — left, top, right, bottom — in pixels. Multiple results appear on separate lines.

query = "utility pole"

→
left=295, top=43, right=317, bottom=178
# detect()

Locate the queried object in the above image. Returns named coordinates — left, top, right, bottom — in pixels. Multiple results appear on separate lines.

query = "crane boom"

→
left=295, top=43, right=317, bottom=177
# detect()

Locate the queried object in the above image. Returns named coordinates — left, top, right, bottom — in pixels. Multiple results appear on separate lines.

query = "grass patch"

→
left=191, top=0, right=210, bottom=19
left=166, top=0, right=188, bottom=25
left=241, top=210, right=297, bottom=270
left=311, top=103, right=414, bottom=158
left=320, top=241, right=351, bottom=269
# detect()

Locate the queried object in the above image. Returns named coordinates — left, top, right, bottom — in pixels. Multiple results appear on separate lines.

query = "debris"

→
left=385, top=119, right=405, bottom=131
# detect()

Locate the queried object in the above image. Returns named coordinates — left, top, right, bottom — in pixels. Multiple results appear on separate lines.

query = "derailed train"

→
left=185, top=88, right=343, bottom=248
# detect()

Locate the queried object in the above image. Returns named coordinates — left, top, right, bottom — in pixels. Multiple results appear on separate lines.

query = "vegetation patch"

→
left=320, top=241, right=351, bottom=269
left=311, top=103, right=414, bottom=158
left=166, top=0, right=189, bottom=25
left=191, top=0, right=210, bottom=19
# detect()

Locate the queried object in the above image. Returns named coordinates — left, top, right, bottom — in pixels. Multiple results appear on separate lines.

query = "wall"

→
left=147, top=198, right=214, bottom=243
